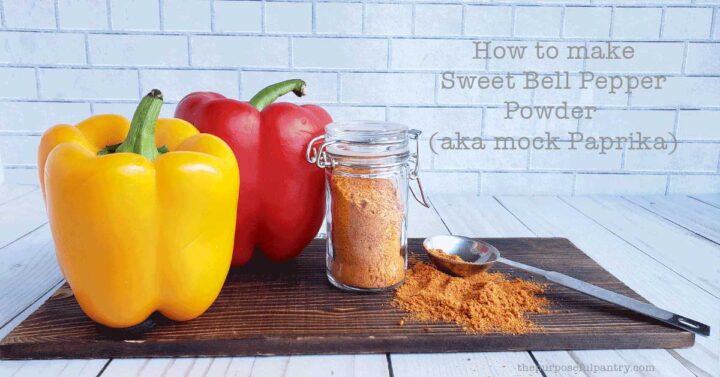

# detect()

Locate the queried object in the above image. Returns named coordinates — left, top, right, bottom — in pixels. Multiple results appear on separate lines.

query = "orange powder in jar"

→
left=329, top=169, right=406, bottom=289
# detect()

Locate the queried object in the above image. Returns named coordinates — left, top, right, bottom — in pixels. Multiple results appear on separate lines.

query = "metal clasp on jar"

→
left=408, top=129, right=430, bottom=208
left=305, top=130, right=430, bottom=208
left=305, top=135, right=336, bottom=168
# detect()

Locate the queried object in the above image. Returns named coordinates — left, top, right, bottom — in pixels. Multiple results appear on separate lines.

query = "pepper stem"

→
left=113, top=89, right=164, bottom=160
left=248, top=79, right=306, bottom=111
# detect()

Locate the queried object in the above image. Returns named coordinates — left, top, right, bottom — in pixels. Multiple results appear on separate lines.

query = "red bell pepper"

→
left=175, top=79, right=332, bottom=266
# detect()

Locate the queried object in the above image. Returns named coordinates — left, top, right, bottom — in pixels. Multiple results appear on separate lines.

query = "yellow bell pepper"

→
left=38, top=89, right=239, bottom=328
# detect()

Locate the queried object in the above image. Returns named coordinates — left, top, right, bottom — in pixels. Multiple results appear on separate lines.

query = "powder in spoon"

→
left=427, top=248, right=466, bottom=263
left=393, top=261, right=550, bottom=334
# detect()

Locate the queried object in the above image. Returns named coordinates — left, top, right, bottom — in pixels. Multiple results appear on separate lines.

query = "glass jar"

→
left=306, top=121, right=426, bottom=292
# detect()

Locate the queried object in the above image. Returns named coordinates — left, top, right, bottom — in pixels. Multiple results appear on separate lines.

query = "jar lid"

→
left=324, top=121, right=409, bottom=158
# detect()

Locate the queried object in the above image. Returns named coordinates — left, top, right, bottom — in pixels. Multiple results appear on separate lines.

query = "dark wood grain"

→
left=0, top=238, right=694, bottom=359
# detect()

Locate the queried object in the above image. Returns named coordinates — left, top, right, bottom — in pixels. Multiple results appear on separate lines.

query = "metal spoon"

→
left=423, top=235, right=711, bottom=337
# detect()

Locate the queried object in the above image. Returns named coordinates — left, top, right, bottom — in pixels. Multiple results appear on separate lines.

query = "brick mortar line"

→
left=260, top=0, right=266, bottom=33
left=249, top=0, right=709, bottom=5
left=429, top=169, right=720, bottom=175
left=3, top=130, right=719, bottom=144
left=238, top=68, right=243, bottom=99
left=411, top=3, right=416, bottom=36
left=158, top=0, right=165, bottom=31
left=311, top=0, right=317, bottom=34
left=386, top=37, right=392, bottom=71
left=511, top=5, right=517, bottom=38
left=710, top=7, right=719, bottom=38
left=3, top=93, right=717, bottom=107
left=135, top=69, right=141, bottom=98
left=289, top=37, right=294, bottom=69
left=106, top=0, right=112, bottom=31
left=186, top=34, right=192, bottom=66
left=4, top=163, right=719, bottom=176
left=660, top=6, right=667, bottom=39
left=33, top=68, right=41, bottom=100
left=360, top=1, right=366, bottom=34
left=571, top=172, right=578, bottom=195
left=1, top=98, right=719, bottom=111
left=53, top=0, right=59, bottom=29
left=3, top=64, right=718, bottom=77
left=2, top=28, right=719, bottom=42
left=0, top=0, right=5, bottom=27
left=210, top=0, right=216, bottom=33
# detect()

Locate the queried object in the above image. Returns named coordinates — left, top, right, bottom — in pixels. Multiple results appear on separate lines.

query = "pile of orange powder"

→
left=393, top=261, right=550, bottom=334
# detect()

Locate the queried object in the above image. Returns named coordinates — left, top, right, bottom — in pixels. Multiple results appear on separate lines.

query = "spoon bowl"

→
left=423, top=235, right=499, bottom=277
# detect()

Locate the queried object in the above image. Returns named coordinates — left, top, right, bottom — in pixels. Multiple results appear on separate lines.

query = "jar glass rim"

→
left=325, top=121, right=409, bottom=159
left=326, top=121, right=408, bottom=144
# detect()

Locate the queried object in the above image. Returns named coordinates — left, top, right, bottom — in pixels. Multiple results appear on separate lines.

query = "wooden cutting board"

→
left=0, top=238, right=693, bottom=359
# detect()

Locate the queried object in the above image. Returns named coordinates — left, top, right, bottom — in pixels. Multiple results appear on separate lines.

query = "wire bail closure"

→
left=305, top=135, right=336, bottom=168
left=305, top=128, right=430, bottom=208
left=408, top=129, right=430, bottom=208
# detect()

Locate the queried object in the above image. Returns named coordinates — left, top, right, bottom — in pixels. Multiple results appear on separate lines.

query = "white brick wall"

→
left=0, top=0, right=717, bottom=195
left=4, top=0, right=56, bottom=29
left=514, top=7, right=562, bottom=37
left=88, top=34, right=188, bottom=66
left=564, top=7, right=612, bottom=38
left=464, top=6, right=513, bottom=37
left=213, top=1, right=262, bottom=33
left=613, top=7, right=662, bottom=39
left=365, top=4, right=412, bottom=35
left=111, top=0, right=160, bottom=30
left=58, top=0, right=108, bottom=30
left=316, top=3, right=362, bottom=35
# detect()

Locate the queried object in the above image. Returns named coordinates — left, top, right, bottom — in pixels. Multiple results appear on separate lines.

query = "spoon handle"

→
left=497, top=257, right=710, bottom=337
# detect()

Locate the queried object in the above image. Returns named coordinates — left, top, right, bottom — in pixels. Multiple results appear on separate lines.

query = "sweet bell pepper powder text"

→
left=393, top=261, right=550, bottom=334
left=329, top=171, right=405, bottom=289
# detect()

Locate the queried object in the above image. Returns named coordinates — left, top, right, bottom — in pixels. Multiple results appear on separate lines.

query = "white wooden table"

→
left=0, top=183, right=718, bottom=377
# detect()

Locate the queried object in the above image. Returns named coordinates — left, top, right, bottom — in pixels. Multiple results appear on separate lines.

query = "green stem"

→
left=112, top=89, right=164, bottom=160
left=248, top=79, right=306, bottom=111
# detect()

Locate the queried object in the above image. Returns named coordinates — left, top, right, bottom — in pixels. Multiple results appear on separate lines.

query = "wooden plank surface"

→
left=391, top=199, right=542, bottom=377
left=0, top=184, right=36, bottom=206
left=0, top=188, right=46, bottom=249
left=99, top=355, right=389, bottom=377
left=0, top=186, right=110, bottom=377
left=625, top=195, right=720, bottom=244
left=0, top=237, right=693, bottom=359
left=0, top=225, right=61, bottom=336
left=560, top=196, right=720, bottom=297
left=430, top=196, right=700, bottom=377
left=392, top=352, right=540, bottom=377
left=0, top=188, right=716, bottom=376
left=690, top=194, right=720, bottom=209
left=0, top=359, right=109, bottom=377
left=495, top=196, right=719, bottom=377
